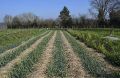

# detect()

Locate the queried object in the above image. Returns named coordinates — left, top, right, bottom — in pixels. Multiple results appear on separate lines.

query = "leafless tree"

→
left=90, top=0, right=111, bottom=27
left=4, top=15, right=13, bottom=28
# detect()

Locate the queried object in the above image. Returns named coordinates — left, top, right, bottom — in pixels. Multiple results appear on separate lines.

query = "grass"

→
left=0, top=30, right=48, bottom=68
left=0, top=29, right=21, bottom=37
left=47, top=31, right=66, bottom=78
left=9, top=31, right=54, bottom=78
left=0, top=29, right=45, bottom=53
left=63, top=31, right=120, bottom=78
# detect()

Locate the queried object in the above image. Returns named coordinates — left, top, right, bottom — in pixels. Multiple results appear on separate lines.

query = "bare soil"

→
left=76, top=39, right=120, bottom=73
left=60, top=31, right=91, bottom=78
left=0, top=32, right=51, bottom=78
left=27, top=31, right=57, bottom=78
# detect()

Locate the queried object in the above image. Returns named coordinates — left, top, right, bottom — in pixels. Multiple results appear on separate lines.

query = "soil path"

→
left=0, top=31, right=51, bottom=78
left=60, top=31, right=91, bottom=78
left=67, top=31, right=120, bottom=75
left=77, top=40, right=120, bottom=73
left=27, top=31, right=57, bottom=78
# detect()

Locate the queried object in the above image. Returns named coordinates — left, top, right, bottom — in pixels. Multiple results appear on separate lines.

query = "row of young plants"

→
left=63, top=31, right=120, bottom=78
left=9, top=31, right=54, bottom=78
left=0, top=29, right=45, bottom=54
left=67, top=29, right=120, bottom=66
left=47, top=31, right=67, bottom=77
left=0, top=30, right=49, bottom=68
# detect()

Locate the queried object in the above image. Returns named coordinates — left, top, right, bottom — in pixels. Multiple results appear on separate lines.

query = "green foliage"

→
left=47, top=31, right=66, bottom=77
left=0, top=31, right=48, bottom=68
left=9, top=31, right=53, bottom=78
left=67, top=29, right=120, bottom=66
left=63, top=31, right=105, bottom=77
left=59, top=6, right=72, bottom=28
left=0, top=29, right=44, bottom=53
left=64, top=31, right=120, bottom=78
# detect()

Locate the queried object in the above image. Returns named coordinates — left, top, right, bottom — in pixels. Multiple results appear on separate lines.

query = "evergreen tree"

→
left=59, top=6, right=72, bottom=28
left=110, top=10, right=120, bottom=28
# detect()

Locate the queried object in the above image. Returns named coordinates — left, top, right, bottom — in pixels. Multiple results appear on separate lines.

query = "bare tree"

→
left=90, top=0, right=111, bottom=27
left=108, top=0, right=120, bottom=36
left=4, top=15, right=13, bottom=28
left=108, top=0, right=120, bottom=12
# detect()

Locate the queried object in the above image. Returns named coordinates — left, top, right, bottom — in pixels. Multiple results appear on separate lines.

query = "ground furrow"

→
left=47, top=31, right=67, bottom=78
left=27, top=31, right=57, bottom=78
left=60, top=31, right=90, bottom=78
left=64, top=31, right=110, bottom=78
left=0, top=31, right=48, bottom=57
left=0, top=31, right=52, bottom=78
left=0, top=31, right=49, bottom=68
left=67, top=31, right=120, bottom=77
left=77, top=41, right=120, bottom=72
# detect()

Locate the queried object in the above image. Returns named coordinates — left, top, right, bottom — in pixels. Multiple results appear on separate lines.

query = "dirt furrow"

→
left=60, top=31, right=90, bottom=78
left=0, top=31, right=51, bottom=78
left=27, top=31, right=57, bottom=78
left=0, top=31, right=48, bottom=57
left=77, top=40, right=120, bottom=72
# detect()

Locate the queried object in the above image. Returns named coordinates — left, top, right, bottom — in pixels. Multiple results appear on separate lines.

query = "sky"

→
left=0, top=0, right=90, bottom=22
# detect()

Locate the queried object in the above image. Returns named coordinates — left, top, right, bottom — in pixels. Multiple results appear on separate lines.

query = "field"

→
left=68, top=29, right=120, bottom=66
left=0, top=29, right=120, bottom=78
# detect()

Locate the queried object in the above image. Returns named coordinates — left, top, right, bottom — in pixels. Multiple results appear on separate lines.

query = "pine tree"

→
left=59, top=6, right=72, bottom=28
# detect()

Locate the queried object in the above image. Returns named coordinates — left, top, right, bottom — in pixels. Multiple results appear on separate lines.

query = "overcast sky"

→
left=0, top=0, right=90, bottom=22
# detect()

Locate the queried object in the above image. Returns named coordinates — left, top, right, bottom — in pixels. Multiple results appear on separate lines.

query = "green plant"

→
left=9, top=31, right=54, bottom=78
left=0, top=29, right=45, bottom=53
left=0, top=30, right=48, bottom=68
left=64, top=31, right=105, bottom=77
left=47, top=31, right=66, bottom=77
left=67, top=29, right=120, bottom=66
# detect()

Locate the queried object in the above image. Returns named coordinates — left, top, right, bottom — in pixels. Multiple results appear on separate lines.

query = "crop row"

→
left=67, top=29, right=120, bottom=66
left=0, top=29, right=45, bottom=53
left=0, top=31, right=49, bottom=68
left=9, top=31, right=54, bottom=78
left=64, top=31, right=120, bottom=78
left=47, top=31, right=67, bottom=77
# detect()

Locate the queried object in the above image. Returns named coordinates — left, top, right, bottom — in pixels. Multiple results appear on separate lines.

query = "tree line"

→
left=4, top=0, right=120, bottom=29
left=4, top=13, right=56, bottom=28
left=72, top=0, right=120, bottom=28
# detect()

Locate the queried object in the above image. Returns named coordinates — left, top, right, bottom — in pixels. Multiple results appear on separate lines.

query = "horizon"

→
left=0, top=0, right=90, bottom=22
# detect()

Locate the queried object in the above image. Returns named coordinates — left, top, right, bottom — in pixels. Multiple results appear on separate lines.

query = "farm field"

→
left=0, top=29, right=120, bottom=78
left=68, top=29, right=120, bottom=66
left=0, top=29, right=46, bottom=53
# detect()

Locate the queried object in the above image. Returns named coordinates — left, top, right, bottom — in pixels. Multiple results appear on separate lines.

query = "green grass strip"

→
left=0, top=29, right=45, bottom=54
left=0, top=31, right=49, bottom=68
left=47, top=31, right=66, bottom=78
left=63, top=31, right=120, bottom=78
left=9, top=31, right=54, bottom=78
